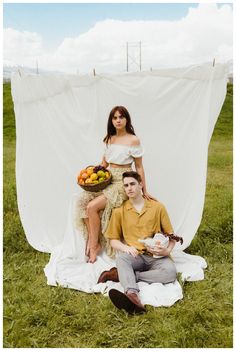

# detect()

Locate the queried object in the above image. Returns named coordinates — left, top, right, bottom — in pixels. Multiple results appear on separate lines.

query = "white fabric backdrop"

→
left=11, top=63, right=228, bottom=252
left=11, top=63, right=228, bottom=306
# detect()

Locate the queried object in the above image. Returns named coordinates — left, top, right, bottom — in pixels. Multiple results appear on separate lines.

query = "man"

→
left=97, top=171, right=177, bottom=314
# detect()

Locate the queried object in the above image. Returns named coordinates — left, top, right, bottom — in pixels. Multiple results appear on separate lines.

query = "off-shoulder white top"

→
left=104, top=143, right=144, bottom=165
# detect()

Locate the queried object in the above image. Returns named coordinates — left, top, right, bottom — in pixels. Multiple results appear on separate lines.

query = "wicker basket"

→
left=78, top=166, right=112, bottom=192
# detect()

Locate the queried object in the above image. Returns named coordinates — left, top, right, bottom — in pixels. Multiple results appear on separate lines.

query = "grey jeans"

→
left=116, top=252, right=177, bottom=294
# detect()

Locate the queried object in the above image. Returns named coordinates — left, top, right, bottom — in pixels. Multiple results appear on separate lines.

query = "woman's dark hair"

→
left=103, top=106, right=136, bottom=144
left=122, top=171, right=142, bottom=183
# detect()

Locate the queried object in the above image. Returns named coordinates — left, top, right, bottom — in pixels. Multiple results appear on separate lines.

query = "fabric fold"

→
left=11, top=63, right=228, bottom=305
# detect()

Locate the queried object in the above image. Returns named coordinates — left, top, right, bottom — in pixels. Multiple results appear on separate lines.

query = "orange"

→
left=81, top=172, right=88, bottom=180
left=87, top=167, right=94, bottom=176
left=80, top=168, right=87, bottom=176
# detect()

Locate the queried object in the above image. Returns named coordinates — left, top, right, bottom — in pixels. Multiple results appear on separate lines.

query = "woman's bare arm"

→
left=100, top=155, right=109, bottom=168
left=134, top=157, right=157, bottom=201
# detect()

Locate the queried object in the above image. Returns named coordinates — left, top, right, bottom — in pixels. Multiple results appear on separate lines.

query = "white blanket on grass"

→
left=11, top=63, right=228, bottom=306
left=44, top=194, right=207, bottom=307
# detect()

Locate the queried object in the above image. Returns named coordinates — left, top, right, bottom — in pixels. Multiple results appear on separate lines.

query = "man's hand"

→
left=146, top=244, right=170, bottom=257
left=122, top=245, right=139, bottom=257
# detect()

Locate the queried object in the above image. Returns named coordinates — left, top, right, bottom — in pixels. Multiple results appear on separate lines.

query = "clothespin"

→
left=212, top=58, right=215, bottom=67
left=93, top=68, right=96, bottom=76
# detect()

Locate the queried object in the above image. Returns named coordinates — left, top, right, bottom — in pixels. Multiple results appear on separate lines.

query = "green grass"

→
left=3, top=82, right=233, bottom=348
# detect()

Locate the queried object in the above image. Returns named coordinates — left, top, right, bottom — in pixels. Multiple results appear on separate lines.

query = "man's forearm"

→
left=110, top=239, right=139, bottom=257
left=167, top=239, right=175, bottom=254
left=110, top=239, right=128, bottom=252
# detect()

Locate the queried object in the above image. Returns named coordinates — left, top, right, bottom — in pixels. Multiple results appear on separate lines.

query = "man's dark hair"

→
left=122, top=171, right=142, bottom=183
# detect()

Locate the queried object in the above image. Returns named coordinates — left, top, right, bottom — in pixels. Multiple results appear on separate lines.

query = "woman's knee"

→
left=86, top=197, right=105, bottom=214
left=86, top=201, right=96, bottom=215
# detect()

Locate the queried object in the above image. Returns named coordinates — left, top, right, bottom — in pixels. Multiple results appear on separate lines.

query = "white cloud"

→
left=3, top=3, right=233, bottom=74
left=4, top=28, right=43, bottom=65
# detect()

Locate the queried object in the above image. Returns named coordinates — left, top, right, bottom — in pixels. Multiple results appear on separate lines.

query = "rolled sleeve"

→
left=104, top=208, right=123, bottom=240
left=160, top=205, right=174, bottom=234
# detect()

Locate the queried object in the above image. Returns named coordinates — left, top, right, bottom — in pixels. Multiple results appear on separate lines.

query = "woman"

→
left=75, top=106, right=154, bottom=263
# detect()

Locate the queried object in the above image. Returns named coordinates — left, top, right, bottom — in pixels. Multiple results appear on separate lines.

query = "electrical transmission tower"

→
left=126, top=41, right=142, bottom=72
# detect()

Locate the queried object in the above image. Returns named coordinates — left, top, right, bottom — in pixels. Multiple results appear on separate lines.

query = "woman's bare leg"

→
left=84, top=218, right=90, bottom=256
left=86, top=194, right=107, bottom=263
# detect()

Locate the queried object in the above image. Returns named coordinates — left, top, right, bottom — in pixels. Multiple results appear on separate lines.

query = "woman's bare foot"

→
left=88, top=243, right=102, bottom=263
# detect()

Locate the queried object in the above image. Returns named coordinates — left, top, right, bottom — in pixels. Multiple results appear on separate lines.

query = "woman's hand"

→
left=143, top=190, right=158, bottom=201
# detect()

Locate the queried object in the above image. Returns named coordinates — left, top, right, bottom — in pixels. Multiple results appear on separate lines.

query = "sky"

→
left=4, top=3, right=201, bottom=50
left=3, top=2, right=233, bottom=74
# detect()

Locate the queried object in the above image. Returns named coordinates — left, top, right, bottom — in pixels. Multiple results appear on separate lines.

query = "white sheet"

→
left=11, top=63, right=228, bottom=306
left=43, top=194, right=206, bottom=307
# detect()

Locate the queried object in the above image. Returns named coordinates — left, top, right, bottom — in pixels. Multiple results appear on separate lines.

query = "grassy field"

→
left=3, top=82, right=233, bottom=348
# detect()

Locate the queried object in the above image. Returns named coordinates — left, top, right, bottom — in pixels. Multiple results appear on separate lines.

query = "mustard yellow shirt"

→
left=104, top=199, right=174, bottom=252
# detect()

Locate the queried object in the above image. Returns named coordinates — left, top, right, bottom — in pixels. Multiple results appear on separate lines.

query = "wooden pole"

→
left=126, top=42, right=128, bottom=72
left=139, top=41, right=142, bottom=71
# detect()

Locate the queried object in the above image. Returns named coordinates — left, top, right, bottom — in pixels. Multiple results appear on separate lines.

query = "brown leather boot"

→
left=126, top=292, right=146, bottom=313
left=109, top=289, right=146, bottom=314
left=97, top=267, right=119, bottom=284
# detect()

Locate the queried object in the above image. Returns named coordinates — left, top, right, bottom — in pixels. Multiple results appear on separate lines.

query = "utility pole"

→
left=36, top=60, right=39, bottom=74
left=126, top=41, right=142, bottom=72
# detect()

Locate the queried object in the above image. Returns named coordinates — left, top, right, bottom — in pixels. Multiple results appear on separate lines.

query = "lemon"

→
left=90, top=173, right=98, bottom=181
left=97, top=170, right=105, bottom=178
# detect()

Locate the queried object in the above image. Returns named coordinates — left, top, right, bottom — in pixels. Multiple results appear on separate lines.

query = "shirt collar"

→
left=125, top=198, right=152, bottom=212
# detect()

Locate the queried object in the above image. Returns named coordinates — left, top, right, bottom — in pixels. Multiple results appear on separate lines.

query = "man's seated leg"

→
left=116, top=252, right=145, bottom=293
left=136, top=255, right=177, bottom=284
left=109, top=252, right=147, bottom=314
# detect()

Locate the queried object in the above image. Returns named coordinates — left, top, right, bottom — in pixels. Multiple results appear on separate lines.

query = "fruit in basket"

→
left=94, top=165, right=107, bottom=173
left=80, top=169, right=87, bottom=176
left=90, top=173, right=98, bottom=181
left=81, top=172, right=88, bottom=180
left=97, top=170, right=105, bottom=178
left=77, top=164, right=111, bottom=189
left=87, top=167, right=94, bottom=176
